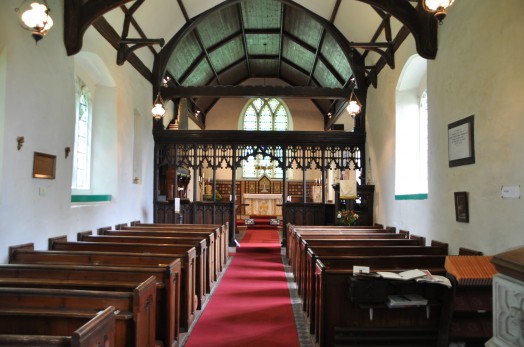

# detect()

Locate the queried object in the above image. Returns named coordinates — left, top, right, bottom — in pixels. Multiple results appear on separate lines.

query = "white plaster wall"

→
left=367, top=0, right=524, bottom=255
left=0, top=1, right=155, bottom=262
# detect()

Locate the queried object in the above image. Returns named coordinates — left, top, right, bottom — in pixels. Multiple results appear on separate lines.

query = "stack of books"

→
left=386, top=294, right=428, bottom=308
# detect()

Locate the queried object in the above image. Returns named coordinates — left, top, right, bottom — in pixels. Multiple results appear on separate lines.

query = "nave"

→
left=182, top=227, right=312, bottom=347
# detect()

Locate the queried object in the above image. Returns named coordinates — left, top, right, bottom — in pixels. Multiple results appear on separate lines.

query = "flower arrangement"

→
left=336, top=209, right=359, bottom=226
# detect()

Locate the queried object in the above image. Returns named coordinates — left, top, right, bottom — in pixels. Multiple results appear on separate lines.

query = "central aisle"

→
left=183, top=228, right=300, bottom=347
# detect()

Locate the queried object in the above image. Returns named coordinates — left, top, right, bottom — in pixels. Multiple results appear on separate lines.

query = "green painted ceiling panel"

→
left=209, top=38, right=245, bottom=72
left=197, top=6, right=240, bottom=48
left=246, top=34, right=280, bottom=55
left=282, top=36, right=315, bottom=72
left=314, top=60, right=342, bottom=88
left=284, top=6, right=322, bottom=48
left=242, top=0, right=281, bottom=30
left=182, top=59, right=214, bottom=87
left=320, top=33, right=353, bottom=81
left=168, top=33, right=202, bottom=81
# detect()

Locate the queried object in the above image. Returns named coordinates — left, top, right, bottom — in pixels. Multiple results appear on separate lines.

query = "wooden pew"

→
left=98, top=229, right=218, bottom=292
left=0, top=306, right=116, bottom=347
left=8, top=245, right=183, bottom=347
left=127, top=223, right=229, bottom=272
left=300, top=244, right=449, bottom=323
left=287, top=224, right=398, bottom=260
left=47, top=236, right=198, bottom=332
left=288, top=228, right=406, bottom=274
left=99, top=227, right=223, bottom=282
left=131, top=223, right=228, bottom=273
left=78, top=231, right=210, bottom=306
left=290, top=233, right=409, bottom=291
left=314, top=255, right=452, bottom=347
left=300, top=244, right=448, bottom=333
left=297, top=237, right=425, bottom=286
left=0, top=276, right=157, bottom=347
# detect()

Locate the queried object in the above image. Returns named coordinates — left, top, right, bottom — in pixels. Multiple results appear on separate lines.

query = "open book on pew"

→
left=376, top=269, right=426, bottom=281
left=414, top=269, right=452, bottom=288
left=386, top=294, right=428, bottom=308
left=376, top=269, right=452, bottom=287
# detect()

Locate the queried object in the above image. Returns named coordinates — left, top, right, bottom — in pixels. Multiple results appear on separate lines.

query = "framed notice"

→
left=33, top=152, right=56, bottom=179
left=454, top=191, right=469, bottom=223
left=448, top=115, right=475, bottom=167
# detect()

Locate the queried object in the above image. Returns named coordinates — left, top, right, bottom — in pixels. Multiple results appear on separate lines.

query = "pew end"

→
left=8, top=243, right=34, bottom=262
left=77, top=230, right=93, bottom=241
left=458, top=247, right=483, bottom=255
left=410, top=234, right=426, bottom=246
left=115, top=223, right=128, bottom=230
left=0, top=306, right=116, bottom=347
left=48, top=235, right=68, bottom=249
left=431, top=240, right=449, bottom=254
left=98, top=226, right=112, bottom=234
left=386, top=226, right=397, bottom=233
left=71, top=306, right=117, bottom=347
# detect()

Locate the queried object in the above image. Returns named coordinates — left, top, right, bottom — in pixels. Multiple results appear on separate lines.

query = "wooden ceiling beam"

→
left=64, top=0, right=132, bottom=55
left=161, top=85, right=351, bottom=99
left=92, top=17, right=152, bottom=82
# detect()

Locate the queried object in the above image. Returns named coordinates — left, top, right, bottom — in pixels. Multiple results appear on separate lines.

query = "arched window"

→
left=395, top=55, right=428, bottom=199
left=72, top=80, right=92, bottom=190
left=242, top=98, right=290, bottom=178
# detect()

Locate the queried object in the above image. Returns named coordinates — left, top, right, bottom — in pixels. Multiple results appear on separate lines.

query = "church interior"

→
left=0, top=0, right=523, bottom=346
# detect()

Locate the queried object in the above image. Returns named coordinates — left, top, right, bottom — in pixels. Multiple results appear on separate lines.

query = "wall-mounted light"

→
left=346, top=90, right=362, bottom=118
left=17, top=136, right=25, bottom=150
left=151, top=92, right=166, bottom=119
left=17, top=1, right=54, bottom=43
left=422, top=0, right=455, bottom=24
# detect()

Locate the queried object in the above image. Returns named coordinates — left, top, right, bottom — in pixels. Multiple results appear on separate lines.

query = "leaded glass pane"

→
left=253, top=98, right=263, bottom=112
left=259, top=105, right=272, bottom=130
left=274, top=105, right=288, bottom=131
left=241, top=97, right=290, bottom=178
left=269, top=98, right=279, bottom=112
left=243, top=106, right=257, bottom=130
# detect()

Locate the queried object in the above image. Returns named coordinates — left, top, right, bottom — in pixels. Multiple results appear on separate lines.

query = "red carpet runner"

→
left=184, top=228, right=300, bottom=347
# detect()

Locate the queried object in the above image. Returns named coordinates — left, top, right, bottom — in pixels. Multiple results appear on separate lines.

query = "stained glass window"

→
left=241, top=98, right=290, bottom=178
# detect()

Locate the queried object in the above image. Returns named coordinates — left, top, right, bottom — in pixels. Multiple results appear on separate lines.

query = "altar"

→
left=243, top=193, right=282, bottom=216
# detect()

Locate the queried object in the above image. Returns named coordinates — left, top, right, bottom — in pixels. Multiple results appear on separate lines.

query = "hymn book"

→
left=376, top=269, right=426, bottom=281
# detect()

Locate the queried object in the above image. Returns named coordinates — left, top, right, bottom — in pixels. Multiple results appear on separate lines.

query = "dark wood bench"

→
left=287, top=224, right=398, bottom=259
left=298, top=243, right=448, bottom=331
left=0, top=275, right=157, bottom=347
left=290, top=233, right=410, bottom=288
left=295, top=237, right=425, bottom=289
left=314, top=255, right=451, bottom=347
left=94, top=229, right=217, bottom=293
left=0, top=306, right=116, bottom=347
left=289, top=230, right=408, bottom=272
left=47, top=236, right=198, bottom=331
left=126, top=223, right=229, bottom=272
left=8, top=245, right=183, bottom=347
left=77, top=231, right=210, bottom=306
left=101, top=228, right=219, bottom=288
left=299, top=244, right=449, bottom=322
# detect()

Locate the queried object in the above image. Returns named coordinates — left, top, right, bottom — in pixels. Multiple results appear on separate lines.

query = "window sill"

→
left=71, top=195, right=112, bottom=203
left=395, top=194, right=428, bottom=201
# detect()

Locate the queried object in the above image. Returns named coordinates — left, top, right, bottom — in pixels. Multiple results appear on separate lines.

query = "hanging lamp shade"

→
left=20, top=2, right=53, bottom=42
left=422, top=0, right=455, bottom=23
left=152, top=93, right=166, bottom=119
